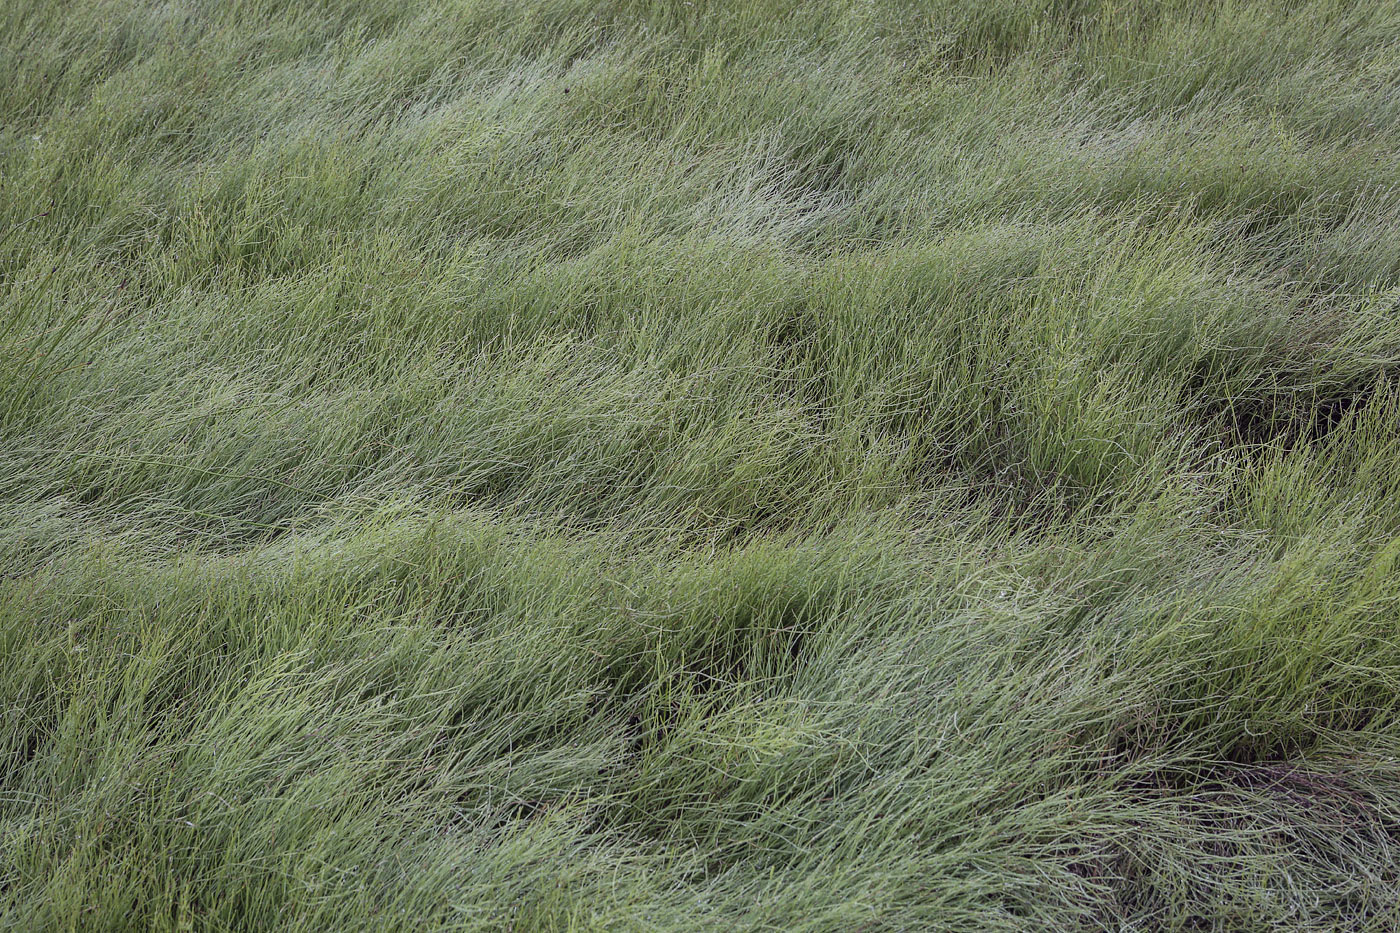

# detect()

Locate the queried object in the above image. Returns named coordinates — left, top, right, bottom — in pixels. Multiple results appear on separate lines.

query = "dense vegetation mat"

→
left=4, top=1, right=1400, bottom=929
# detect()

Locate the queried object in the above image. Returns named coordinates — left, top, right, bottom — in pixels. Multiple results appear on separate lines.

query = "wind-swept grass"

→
left=4, top=0, right=1400, bottom=929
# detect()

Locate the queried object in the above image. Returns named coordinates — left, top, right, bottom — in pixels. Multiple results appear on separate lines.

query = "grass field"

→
left=4, top=0, right=1400, bottom=929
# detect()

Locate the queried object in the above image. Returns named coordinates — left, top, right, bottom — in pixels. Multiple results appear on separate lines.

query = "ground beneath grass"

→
left=4, top=1, right=1400, bottom=929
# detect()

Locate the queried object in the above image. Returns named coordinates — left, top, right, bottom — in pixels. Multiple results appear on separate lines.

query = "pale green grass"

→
left=4, top=1, right=1400, bottom=929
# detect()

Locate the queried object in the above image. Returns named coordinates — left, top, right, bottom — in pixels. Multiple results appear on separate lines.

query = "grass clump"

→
left=5, top=0, right=1400, bottom=929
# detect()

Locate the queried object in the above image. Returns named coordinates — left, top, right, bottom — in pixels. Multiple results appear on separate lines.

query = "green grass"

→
left=3, top=0, right=1400, bottom=928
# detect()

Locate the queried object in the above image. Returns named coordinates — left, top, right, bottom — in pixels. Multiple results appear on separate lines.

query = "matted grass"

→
left=4, top=1, right=1400, bottom=929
